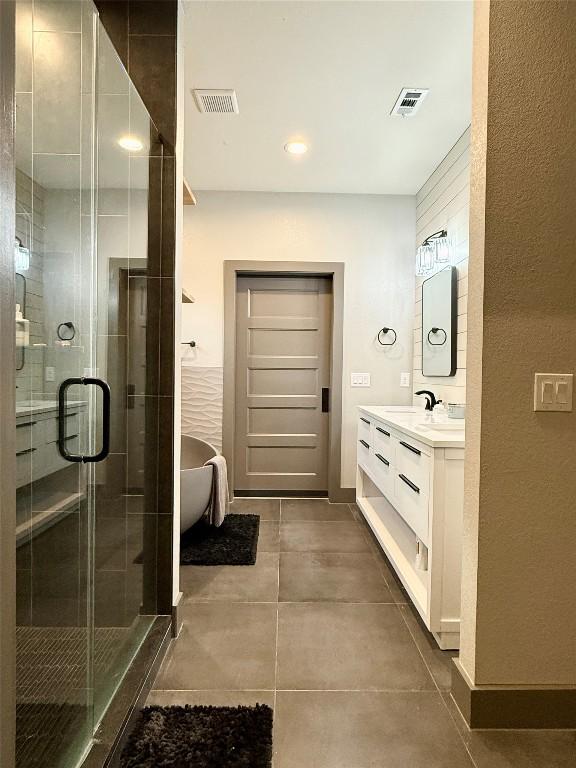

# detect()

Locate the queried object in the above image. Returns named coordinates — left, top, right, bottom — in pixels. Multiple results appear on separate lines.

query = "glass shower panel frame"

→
left=91, top=22, right=160, bottom=727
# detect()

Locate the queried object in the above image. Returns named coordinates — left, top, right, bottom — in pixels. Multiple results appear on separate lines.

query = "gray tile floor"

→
left=149, top=498, right=576, bottom=768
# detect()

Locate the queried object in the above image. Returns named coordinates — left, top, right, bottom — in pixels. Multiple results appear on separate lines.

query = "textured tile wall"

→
left=181, top=366, right=224, bottom=451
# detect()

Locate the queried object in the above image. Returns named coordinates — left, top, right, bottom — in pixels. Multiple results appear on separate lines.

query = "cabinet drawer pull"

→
left=359, top=439, right=370, bottom=449
left=16, top=447, right=36, bottom=457
left=360, top=417, right=370, bottom=425
left=399, top=440, right=421, bottom=456
left=399, top=473, right=420, bottom=494
left=375, top=453, right=389, bottom=466
left=16, top=421, right=37, bottom=429
left=376, top=426, right=390, bottom=437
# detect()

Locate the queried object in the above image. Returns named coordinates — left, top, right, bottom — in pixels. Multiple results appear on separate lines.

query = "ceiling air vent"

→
left=391, top=88, right=429, bottom=117
left=193, top=89, right=239, bottom=114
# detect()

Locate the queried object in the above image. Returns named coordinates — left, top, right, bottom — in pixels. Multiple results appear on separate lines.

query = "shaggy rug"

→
left=180, top=514, right=260, bottom=565
left=121, top=704, right=273, bottom=767
left=134, top=513, right=260, bottom=566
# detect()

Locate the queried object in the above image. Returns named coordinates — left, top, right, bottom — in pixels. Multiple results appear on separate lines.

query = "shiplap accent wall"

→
left=413, top=128, right=470, bottom=406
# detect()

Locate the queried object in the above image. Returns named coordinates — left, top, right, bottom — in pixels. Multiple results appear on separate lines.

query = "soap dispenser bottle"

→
left=15, top=304, right=30, bottom=347
left=431, top=401, right=447, bottom=423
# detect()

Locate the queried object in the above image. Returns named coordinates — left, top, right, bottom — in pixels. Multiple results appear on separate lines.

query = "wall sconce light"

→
left=416, top=229, right=450, bottom=276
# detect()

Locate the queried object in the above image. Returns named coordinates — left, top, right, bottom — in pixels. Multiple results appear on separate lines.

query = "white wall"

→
left=181, top=191, right=416, bottom=488
left=413, top=128, right=470, bottom=406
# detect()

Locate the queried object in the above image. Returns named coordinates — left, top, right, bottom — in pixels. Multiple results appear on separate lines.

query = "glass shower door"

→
left=14, top=2, right=160, bottom=766
left=14, top=1, right=98, bottom=765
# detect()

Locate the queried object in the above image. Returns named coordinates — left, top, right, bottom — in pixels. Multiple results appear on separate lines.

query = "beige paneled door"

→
left=235, top=275, right=332, bottom=493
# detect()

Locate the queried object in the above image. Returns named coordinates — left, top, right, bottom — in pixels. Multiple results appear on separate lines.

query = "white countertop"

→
left=358, top=405, right=465, bottom=449
left=16, top=399, right=87, bottom=417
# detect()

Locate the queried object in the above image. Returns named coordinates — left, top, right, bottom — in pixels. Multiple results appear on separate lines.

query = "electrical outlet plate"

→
left=534, top=373, right=573, bottom=412
left=400, top=372, right=411, bottom=388
left=45, top=366, right=55, bottom=382
left=351, top=372, right=371, bottom=387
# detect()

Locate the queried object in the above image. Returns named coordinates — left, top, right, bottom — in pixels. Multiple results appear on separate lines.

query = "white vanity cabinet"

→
left=356, top=406, right=464, bottom=649
left=15, top=402, right=86, bottom=488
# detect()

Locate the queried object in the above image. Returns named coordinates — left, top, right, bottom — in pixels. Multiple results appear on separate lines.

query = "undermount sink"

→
left=377, top=406, right=419, bottom=413
left=417, top=421, right=465, bottom=431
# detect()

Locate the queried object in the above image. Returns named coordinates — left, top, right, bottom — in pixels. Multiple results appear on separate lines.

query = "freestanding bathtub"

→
left=180, top=435, right=219, bottom=533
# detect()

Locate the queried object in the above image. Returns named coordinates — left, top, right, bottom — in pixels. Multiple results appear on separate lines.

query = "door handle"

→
left=321, top=387, right=330, bottom=413
left=58, top=377, right=111, bottom=463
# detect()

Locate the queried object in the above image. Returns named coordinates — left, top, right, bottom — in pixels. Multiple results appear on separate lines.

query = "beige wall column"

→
left=455, top=0, right=576, bottom=728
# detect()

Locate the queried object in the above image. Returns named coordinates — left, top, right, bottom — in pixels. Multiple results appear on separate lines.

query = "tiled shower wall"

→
left=94, top=0, right=177, bottom=613
left=413, top=128, right=470, bottom=406
left=15, top=169, right=45, bottom=399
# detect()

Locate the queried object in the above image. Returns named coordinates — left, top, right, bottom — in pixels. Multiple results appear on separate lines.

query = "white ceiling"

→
left=182, top=0, right=473, bottom=195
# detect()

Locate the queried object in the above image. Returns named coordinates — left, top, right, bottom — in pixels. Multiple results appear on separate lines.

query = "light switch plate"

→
left=45, top=366, right=55, bottom=382
left=400, top=371, right=411, bottom=388
left=351, top=372, right=371, bottom=387
left=534, top=373, right=573, bottom=412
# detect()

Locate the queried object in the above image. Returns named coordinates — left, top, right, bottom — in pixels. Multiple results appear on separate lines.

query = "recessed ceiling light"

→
left=118, top=135, right=143, bottom=152
left=284, top=141, right=308, bottom=155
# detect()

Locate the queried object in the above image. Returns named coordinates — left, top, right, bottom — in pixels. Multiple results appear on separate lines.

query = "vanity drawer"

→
left=357, top=435, right=371, bottom=471
left=394, top=435, right=431, bottom=495
left=370, top=449, right=394, bottom=498
left=372, top=421, right=392, bottom=457
left=394, top=471, right=429, bottom=545
left=358, top=415, right=371, bottom=445
left=48, top=437, right=80, bottom=473
left=15, top=419, right=45, bottom=453
left=46, top=412, right=80, bottom=444
left=16, top=447, right=35, bottom=486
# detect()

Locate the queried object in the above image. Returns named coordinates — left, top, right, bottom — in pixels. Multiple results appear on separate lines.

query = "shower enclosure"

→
left=11, top=1, right=164, bottom=765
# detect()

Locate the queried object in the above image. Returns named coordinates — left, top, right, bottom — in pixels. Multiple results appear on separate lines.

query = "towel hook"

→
left=377, top=327, right=397, bottom=346
left=427, top=327, right=447, bottom=346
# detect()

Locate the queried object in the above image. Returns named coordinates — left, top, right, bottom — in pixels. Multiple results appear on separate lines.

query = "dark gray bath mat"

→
left=121, top=703, right=273, bottom=767
left=180, top=513, right=260, bottom=565
left=135, top=513, right=260, bottom=566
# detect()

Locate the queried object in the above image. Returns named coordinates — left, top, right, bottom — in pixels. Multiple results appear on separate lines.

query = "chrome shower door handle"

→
left=58, top=377, right=111, bottom=463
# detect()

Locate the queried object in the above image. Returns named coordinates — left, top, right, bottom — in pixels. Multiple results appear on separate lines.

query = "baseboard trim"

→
left=233, top=488, right=356, bottom=503
left=451, top=658, right=576, bottom=729
left=331, top=487, right=356, bottom=503
left=234, top=490, right=328, bottom=498
left=172, top=592, right=183, bottom=638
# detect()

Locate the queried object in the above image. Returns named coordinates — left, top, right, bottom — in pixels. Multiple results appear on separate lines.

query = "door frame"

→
left=0, top=2, right=16, bottom=766
left=223, top=261, right=346, bottom=502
